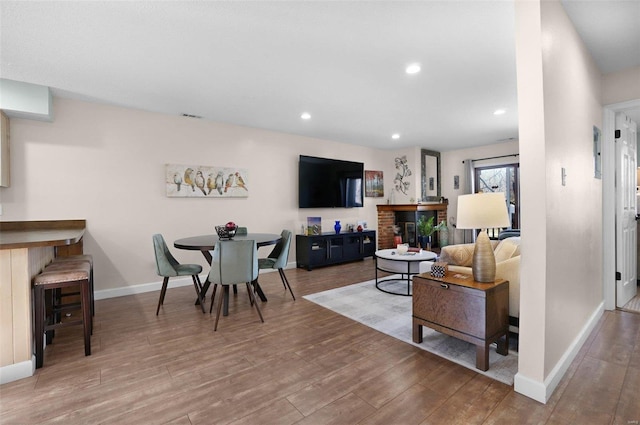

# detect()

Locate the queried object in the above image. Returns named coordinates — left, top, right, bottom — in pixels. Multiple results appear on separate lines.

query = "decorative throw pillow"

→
left=439, top=243, right=475, bottom=267
left=430, top=262, right=448, bottom=278
left=494, top=237, right=521, bottom=263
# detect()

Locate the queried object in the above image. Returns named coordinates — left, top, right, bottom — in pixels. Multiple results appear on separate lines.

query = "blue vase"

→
left=334, top=220, right=341, bottom=234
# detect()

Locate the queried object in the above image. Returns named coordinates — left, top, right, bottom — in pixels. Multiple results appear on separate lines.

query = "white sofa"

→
left=419, top=236, right=521, bottom=332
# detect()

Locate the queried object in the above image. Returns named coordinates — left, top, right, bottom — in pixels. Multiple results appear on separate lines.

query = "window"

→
left=474, top=164, right=520, bottom=237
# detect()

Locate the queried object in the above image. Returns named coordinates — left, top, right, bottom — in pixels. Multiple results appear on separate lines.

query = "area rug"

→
left=303, top=276, right=518, bottom=385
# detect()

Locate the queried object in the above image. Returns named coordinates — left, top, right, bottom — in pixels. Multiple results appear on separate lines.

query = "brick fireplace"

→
left=376, top=203, right=448, bottom=249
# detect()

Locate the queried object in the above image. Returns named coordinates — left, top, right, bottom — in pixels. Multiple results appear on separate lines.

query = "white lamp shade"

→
left=456, top=192, right=510, bottom=230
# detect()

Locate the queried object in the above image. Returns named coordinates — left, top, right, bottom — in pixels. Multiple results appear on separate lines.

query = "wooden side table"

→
left=412, top=272, right=509, bottom=371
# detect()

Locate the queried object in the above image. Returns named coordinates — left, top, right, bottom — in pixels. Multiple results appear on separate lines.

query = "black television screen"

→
left=298, top=155, right=364, bottom=208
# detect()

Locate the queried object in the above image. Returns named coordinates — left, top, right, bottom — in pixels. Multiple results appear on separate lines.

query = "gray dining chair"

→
left=257, top=229, right=295, bottom=300
left=233, top=227, right=247, bottom=294
left=152, top=234, right=205, bottom=315
left=207, top=239, right=264, bottom=331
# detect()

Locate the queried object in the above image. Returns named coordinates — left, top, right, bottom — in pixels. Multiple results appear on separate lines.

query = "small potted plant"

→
left=416, top=216, right=446, bottom=250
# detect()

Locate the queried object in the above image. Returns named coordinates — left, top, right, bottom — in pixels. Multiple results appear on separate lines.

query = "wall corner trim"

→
left=514, top=372, right=547, bottom=404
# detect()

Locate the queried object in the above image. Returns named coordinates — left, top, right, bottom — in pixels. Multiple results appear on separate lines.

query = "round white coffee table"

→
left=375, top=248, right=437, bottom=295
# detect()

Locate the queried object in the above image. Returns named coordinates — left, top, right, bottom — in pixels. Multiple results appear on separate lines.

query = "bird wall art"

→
left=165, top=164, right=249, bottom=198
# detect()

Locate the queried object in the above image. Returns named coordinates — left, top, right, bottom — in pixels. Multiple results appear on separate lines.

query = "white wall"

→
left=540, top=0, right=603, bottom=375
left=1, top=97, right=399, bottom=291
left=602, top=65, right=640, bottom=105
left=514, top=0, right=603, bottom=403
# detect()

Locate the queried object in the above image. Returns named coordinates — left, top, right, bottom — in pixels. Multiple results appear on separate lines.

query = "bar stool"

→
left=44, top=260, right=94, bottom=334
left=52, top=254, right=94, bottom=316
left=33, top=263, right=92, bottom=369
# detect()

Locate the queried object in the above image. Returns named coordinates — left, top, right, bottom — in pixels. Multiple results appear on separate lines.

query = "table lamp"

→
left=456, top=192, right=510, bottom=282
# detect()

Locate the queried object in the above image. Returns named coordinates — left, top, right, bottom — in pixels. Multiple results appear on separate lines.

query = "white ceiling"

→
left=0, top=1, right=638, bottom=152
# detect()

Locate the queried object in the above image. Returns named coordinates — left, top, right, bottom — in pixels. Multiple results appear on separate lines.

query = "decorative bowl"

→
left=215, top=225, right=237, bottom=240
left=396, top=244, right=409, bottom=255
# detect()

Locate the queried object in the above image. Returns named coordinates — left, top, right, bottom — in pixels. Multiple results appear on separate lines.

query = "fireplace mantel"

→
left=376, top=203, right=448, bottom=213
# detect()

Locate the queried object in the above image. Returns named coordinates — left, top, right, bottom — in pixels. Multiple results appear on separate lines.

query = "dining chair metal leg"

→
left=278, top=269, right=296, bottom=300
left=208, top=284, right=218, bottom=314
left=210, top=284, right=230, bottom=316
left=246, top=282, right=264, bottom=323
left=156, top=277, right=170, bottom=315
left=213, top=284, right=225, bottom=331
left=209, top=283, right=217, bottom=314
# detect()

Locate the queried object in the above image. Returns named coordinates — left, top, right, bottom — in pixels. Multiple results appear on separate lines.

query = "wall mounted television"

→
left=298, top=155, right=364, bottom=208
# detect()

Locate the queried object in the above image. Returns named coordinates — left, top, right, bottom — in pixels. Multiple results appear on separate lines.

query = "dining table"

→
left=174, top=233, right=282, bottom=315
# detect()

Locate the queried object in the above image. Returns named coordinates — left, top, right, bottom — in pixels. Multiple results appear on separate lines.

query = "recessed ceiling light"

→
left=494, top=109, right=506, bottom=115
left=405, top=63, right=421, bottom=74
left=300, top=112, right=311, bottom=120
left=392, top=133, right=400, bottom=140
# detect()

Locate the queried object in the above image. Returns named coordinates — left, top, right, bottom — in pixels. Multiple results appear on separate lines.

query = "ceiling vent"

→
left=181, top=113, right=202, bottom=119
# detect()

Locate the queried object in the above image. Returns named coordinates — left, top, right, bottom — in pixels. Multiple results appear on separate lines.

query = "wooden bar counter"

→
left=0, top=220, right=85, bottom=383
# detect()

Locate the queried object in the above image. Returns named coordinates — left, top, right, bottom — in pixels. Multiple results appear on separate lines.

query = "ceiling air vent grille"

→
left=181, top=113, right=202, bottom=119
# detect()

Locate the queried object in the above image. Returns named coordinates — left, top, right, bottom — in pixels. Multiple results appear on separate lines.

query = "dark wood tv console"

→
left=296, top=230, right=376, bottom=270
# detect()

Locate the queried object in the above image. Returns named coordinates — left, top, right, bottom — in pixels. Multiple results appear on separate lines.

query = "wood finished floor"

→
left=1, top=260, right=639, bottom=425
left=621, top=283, right=640, bottom=314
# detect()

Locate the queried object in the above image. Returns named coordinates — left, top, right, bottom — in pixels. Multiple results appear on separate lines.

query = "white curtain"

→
left=462, top=159, right=475, bottom=243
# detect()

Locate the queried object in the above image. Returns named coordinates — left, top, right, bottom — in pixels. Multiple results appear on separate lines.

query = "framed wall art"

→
left=307, top=217, right=321, bottom=235
left=365, top=170, right=384, bottom=197
left=165, top=164, right=249, bottom=198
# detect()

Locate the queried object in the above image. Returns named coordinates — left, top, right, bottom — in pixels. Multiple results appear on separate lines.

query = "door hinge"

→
left=615, top=271, right=622, bottom=281
left=615, top=129, right=621, bottom=139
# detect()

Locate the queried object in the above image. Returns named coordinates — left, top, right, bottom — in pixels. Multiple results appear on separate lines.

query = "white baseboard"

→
left=514, top=301, right=604, bottom=403
left=94, top=276, right=199, bottom=300
left=0, top=357, right=35, bottom=385
left=94, top=262, right=293, bottom=301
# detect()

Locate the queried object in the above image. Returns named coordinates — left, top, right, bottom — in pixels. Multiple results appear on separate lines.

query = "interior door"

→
left=615, top=112, right=638, bottom=308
